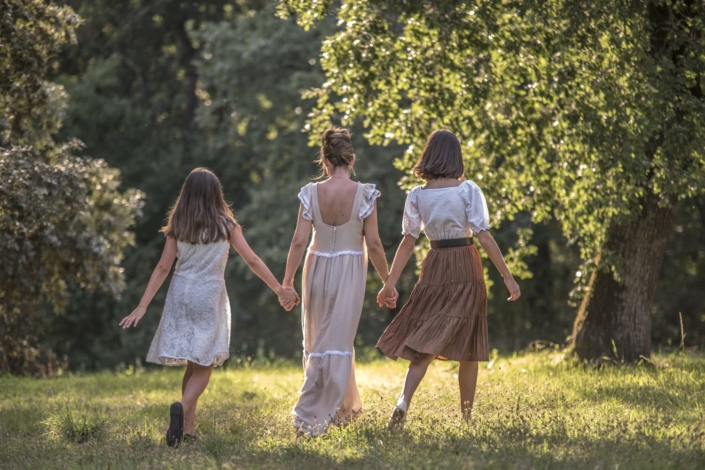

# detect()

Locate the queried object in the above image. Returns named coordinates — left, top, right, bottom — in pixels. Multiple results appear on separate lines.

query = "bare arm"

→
left=363, top=203, right=398, bottom=307
left=476, top=230, right=521, bottom=301
left=377, top=234, right=417, bottom=307
left=120, top=237, right=178, bottom=328
left=363, top=202, right=390, bottom=282
left=229, top=226, right=296, bottom=303
left=282, top=204, right=312, bottom=287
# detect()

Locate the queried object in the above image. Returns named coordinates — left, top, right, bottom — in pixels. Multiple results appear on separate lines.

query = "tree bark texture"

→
left=572, top=192, right=677, bottom=361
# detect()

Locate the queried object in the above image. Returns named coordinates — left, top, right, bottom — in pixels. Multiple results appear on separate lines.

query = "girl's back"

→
left=315, top=179, right=360, bottom=227
left=405, top=180, right=490, bottom=241
left=174, top=240, right=229, bottom=281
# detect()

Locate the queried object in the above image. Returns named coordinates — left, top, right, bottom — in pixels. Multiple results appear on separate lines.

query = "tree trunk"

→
left=572, top=192, right=677, bottom=361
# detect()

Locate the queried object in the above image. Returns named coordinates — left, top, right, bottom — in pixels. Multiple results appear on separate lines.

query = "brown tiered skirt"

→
left=376, top=244, right=488, bottom=363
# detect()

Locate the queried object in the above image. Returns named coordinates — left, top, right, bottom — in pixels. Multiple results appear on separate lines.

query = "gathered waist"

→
left=307, top=249, right=364, bottom=258
left=430, top=237, right=473, bottom=249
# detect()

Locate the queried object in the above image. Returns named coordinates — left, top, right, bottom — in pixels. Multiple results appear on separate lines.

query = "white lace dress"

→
left=146, top=240, right=231, bottom=367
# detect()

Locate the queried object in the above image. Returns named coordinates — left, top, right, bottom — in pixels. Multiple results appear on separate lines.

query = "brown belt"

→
left=430, top=237, right=473, bottom=248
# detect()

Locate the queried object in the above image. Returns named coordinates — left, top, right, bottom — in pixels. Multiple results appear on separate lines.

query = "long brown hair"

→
left=315, top=127, right=355, bottom=178
left=161, top=168, right=239, bottom=244
left=413, top=129, right=464, bottom=180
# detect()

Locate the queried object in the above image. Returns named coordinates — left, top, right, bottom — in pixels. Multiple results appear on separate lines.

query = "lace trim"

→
left=308, top=250, right=364, bottom=258
left=304, top=350, right=353, bottom=358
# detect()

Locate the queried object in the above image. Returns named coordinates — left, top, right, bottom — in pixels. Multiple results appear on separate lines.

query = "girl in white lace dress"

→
left=120, top=168, right=296, bottom=447
left=281, top=128, right=397, bottom=436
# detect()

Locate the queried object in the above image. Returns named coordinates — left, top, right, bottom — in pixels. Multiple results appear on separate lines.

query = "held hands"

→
left=119, top=306, right=147, bottom=328
left=278, top=284, right=300, bottom=312
left=376, top=283, right=399, bottom=309
left=504, top=276, right=521, bottom=301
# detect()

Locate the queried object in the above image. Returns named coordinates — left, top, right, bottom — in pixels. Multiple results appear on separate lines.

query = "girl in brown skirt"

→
left=376, top=129, right=521, bottom=428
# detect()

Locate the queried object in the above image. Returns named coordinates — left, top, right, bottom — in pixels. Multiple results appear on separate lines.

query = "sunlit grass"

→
left=1, top=351, right=703, bottom=469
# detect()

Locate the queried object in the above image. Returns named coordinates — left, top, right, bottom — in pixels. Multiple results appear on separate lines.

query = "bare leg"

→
left=181, top=361, right=213, bottom=435
left=458, top=361, right=479, bottom=420
left=400, top=353, right=436, bottom=406
left=182, top=362, right=194, bottom=395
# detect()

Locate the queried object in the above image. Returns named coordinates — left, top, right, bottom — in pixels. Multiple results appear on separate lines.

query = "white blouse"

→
left=402, top=180, right=490, bottom=241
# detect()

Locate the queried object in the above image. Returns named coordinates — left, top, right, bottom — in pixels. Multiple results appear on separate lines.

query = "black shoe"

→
left=165, top=402, right=184, bottom=447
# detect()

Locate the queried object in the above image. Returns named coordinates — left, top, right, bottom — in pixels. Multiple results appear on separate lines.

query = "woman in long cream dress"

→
left=281, top=128, right=396, bottom=436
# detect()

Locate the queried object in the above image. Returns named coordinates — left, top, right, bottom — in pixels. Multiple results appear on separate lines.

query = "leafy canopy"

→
left=279, top=0, right=705, bottom=288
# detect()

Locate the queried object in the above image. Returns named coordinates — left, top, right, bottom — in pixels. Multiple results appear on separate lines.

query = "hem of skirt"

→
left=377, top=346, right=489, bottom=363
left=291, top=407, right=363, bottom=437
left=146, top=352, right=229, bottom=367
left=416, top=278, right=486, bottom=287
left=376, top=314, right=488, bottom=363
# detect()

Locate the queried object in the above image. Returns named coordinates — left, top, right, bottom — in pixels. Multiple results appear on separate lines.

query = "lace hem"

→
left=150, top=352, right=229, bottom=367
left=308, top=250, right=364, bottom=258
left=304, top=350, right=353, bottom=358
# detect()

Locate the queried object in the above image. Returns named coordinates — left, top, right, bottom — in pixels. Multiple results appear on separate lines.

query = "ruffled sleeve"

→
left=461, top=180, right=490, bottom=233
left=359, top=183, right=381, bottom=220
left=298, top=183, right=314, bottom=221
left=401, top=186, right=423, bottom=238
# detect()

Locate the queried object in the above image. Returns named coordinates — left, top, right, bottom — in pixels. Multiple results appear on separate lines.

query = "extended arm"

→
left=476, top=230, right=520, bottom=301
left=377, top=234, right=417, bottom=307
left=363, top=202, right=397, bottom=307
left=363, top=202, right=390, bottom=282
left=281, top=204, right=312, bottom=310
left=120, top=236, right=178, bottom=328
left=229, top=226, right=295, bottom=303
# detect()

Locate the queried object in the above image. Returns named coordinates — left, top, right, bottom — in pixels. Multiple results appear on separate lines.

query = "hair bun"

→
left=316, top=127, right=355, bottom=177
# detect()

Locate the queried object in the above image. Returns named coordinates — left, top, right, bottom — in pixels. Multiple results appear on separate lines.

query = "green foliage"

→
left=280, top=0, right=705, bottom=290
left=2, top=353, right=704, bottom=468
left=0, top=0, right=142, bottom=375
left=0, top=0, right=81, bottom=145
left=33, top=0, right=705, bottom=370
left=49, top=1, right=408, bottom=367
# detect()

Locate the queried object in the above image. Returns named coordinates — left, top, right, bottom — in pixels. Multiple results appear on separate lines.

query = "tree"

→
left=0, top=0, right=142, bottom=374
left=279, top=0, right=705, bottom=360
left=49, top=1, right=408, bottom=367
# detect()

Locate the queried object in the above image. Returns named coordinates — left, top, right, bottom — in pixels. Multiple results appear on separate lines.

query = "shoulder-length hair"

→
left=413, top=129, right=464, bottom=180
left=161, top=167, right=239, bottom=244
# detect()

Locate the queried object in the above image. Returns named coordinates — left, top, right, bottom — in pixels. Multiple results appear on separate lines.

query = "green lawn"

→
left=1, top=351, right=703, bottom=469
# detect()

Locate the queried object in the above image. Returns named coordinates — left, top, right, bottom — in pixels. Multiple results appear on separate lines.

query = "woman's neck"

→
left=327, top=167, right=351, bottom=180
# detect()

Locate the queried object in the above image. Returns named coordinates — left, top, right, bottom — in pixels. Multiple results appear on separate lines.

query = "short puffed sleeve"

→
left=401, top=186, right=423, bottom=238
left=359, top=183, right=381, bottom=220
left=297, top=183, right=315, bottom=221
left=461, top=180, right=490, bottom=233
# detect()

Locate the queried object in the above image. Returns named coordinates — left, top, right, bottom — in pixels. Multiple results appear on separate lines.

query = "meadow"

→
left=1, top=350, right=703, bottom=469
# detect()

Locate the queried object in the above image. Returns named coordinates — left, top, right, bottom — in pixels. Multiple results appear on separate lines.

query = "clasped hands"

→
left=278, top=282, right=399, bottom=311
left=376, top=282, right=399, bottom=309
left=279, top=284, right=300, bottom=311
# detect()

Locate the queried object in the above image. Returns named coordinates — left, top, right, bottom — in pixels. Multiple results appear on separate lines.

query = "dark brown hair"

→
left=413, top=129, right=464, bottom=180
left=316, top=127, right=355, bottom=178
left=161, top=167, right=239, bottom=244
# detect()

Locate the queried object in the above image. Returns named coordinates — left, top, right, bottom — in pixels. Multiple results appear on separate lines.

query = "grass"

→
left=1, top=351, right=704, bottom=469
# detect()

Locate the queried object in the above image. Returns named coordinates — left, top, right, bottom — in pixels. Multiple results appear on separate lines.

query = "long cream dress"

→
left=292, top=181, right=379, bottom=436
